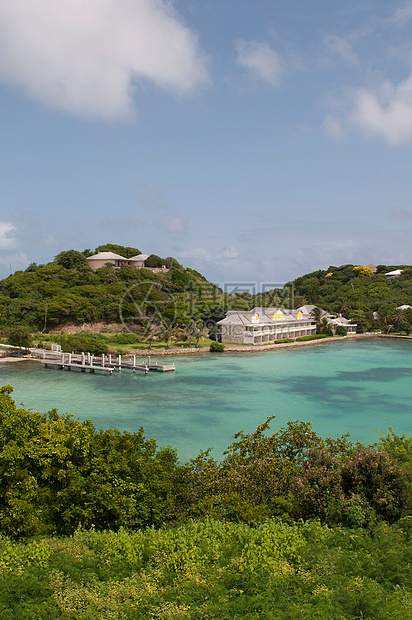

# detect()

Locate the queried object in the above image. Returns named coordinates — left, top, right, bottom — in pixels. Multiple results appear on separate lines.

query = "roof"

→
left=217, top=306, right=316, bottom=326
left=385, top=269, right=403, bottom=276
left=128, top=254, right=148, bottom=261
left=87, top=252, right=126, bottom=261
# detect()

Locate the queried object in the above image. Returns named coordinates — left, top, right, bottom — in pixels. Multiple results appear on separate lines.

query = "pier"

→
left=37, top=351, right=175, bottom=374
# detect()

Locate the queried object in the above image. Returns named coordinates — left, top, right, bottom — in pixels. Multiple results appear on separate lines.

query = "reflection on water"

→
left=1, top=339, right=411, bottom=462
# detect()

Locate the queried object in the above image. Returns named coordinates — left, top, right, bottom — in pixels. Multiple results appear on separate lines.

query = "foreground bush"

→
left=176, top=418, right=411, bottom=527
left=0, top=519, right=411, bottom=619
left=0, top=386, right=177, bottom=538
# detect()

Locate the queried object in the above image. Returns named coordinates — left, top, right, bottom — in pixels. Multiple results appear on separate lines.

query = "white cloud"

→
left=389, top=1, right=412, bottom=25
left=43, top=234, right=58, bottom=246
left=235, top=40, right=283, bottom=86
left=0, top=0, right=210, bottom=120
left=177, top=247, right=211, bottom=261
left=0, top=222, right=17, bottom=249
left=326, top=76, right=412, bottom=145
left=164, top=215, right=186, bottom=235
left=350, top=77, right=412, bottom=145
left=0, top=252, right=28, bottom=269
left=220, top=246, right=238, bottom=259
left=324, top=35, right=358, bottom=65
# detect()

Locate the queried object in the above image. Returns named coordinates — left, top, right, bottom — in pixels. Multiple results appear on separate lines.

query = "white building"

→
left=86, top=252, right=149, bottom=270
left=217, top=305, right=357, bottom=345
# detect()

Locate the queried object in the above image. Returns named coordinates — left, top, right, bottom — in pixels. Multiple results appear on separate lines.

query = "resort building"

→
left=86, top=252, right=149, bottom=270
left=217, top=305, right=357, bottom=345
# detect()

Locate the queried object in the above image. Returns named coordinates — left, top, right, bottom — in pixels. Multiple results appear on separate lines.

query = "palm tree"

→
left=335, top=299, right=349, bottom=316
left=142, top=323, right=162, bottom=350
left=310, top=306, right=322, bottom=333
left=391, top=307, right=405, bottom=333
left=192, top=322, right=208, bottom=348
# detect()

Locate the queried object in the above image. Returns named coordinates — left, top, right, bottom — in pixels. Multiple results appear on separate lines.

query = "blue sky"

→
left=1, top=0, right=412, bottom=287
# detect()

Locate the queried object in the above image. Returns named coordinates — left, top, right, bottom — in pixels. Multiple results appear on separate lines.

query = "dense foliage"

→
left=0, top=386, right=177, bottom=539
left=7, top=326, right=33, bottom=349
left=285, top=264, right=412, bottom=333
left=1, top=516, right=412, bottom=618
left=1, top=388, right=411, bottom=540
left=175, top=418, right=411, bottom=528
left=0, top=244, right=241, bottom=336
left=0, top=386, right=412, bottom=617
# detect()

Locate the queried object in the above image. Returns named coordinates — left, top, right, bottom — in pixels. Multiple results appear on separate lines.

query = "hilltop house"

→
left=385, top=269, right=403, bottom=282
left=86, top=252, right=149, bottom=270
left=216, top=305, right=357, bottom=345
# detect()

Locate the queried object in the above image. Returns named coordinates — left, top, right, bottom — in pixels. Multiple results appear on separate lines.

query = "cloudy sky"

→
left=1, top=0, right=412, bottom=287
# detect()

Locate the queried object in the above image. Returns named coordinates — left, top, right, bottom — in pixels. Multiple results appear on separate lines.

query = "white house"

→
left=86, top=252, right=148, bottom=270
left=217, top=305, right=357, bottom=345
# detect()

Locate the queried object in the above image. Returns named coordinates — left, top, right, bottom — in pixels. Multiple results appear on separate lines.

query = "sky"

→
left=1, top=0, right=412, bottom=288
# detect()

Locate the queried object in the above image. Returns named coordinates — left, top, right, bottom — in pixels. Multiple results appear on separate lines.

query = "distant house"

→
left=128, top=254, right=148, bottom=268
left=385, top=269, right=404, bottom=282
left=86, top=252, right=149, bottom=271
left=216, top=305, right=357, bottom=345
left=365, top=263, right=377, bottom=273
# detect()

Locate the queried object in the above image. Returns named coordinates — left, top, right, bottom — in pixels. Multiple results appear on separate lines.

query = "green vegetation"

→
left=295, top=334, right=329, bottom=342
left=4, top=249, right=412, bottom=346
left=3, top=519, right=412, bottom=619
left=0, top=387, right=412, bottom=617
left=284, top=264, right=412, bottom=333
left=7, top=326, right=33, bottom=349
left=0, top=386, right=177, bottom=539
left=210, top=341, right=225, bottom=352
left=0, top=244, right=243, bottom=345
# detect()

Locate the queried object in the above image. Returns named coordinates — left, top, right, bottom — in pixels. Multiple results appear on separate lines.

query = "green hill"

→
left=284, top=264, right=412, bottom=332
left=0, top=245, right=230, bottom=336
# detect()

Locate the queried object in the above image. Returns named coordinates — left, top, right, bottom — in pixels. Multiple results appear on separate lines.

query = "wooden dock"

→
left=41, top=360, right=115, bottom=374
left=38, top=352, right=175, bottom=375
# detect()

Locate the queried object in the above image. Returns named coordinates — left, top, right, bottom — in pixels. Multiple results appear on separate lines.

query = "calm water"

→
left=1, top=339, right=411, bottom=462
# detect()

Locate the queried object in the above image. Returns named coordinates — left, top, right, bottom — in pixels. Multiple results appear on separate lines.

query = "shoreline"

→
left=1, top=333, right=408, bottom=364
left=119, top=332, right=379, bottom=356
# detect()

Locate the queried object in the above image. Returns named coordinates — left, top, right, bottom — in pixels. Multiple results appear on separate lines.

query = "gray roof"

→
left=129, top=254, right=148, bottom=261
left=217, top=306, right=316, bottom=326
left=87, top=251, right=126, bottom=261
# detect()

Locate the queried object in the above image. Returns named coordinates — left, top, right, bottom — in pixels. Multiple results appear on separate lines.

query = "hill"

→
left=0, top=245, right=236, bottom=338
left=3, top=253, right=412, bottom=337
left=284, top=264, right=412, bottom=333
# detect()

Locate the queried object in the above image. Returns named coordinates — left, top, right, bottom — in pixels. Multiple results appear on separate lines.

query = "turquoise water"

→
left=1, top=339, right=411, bottom=463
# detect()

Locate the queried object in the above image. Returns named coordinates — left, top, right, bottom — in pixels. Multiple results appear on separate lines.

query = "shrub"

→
left=145, top=254, right=164, bottom=268
left=295, top=334, right=328, bottom=342
left=56, top=332, right=109, bottom=355
left=107, top=333, right=138, bottom=345
left=8, top=326, right=33, bottom=349
left=210, top=341, right=224, bottom=352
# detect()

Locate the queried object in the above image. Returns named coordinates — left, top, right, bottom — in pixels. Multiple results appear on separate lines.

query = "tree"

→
left=310, top=306, right=322, bottom=332
left=0, top=385, right=178, bottom=538
left=8, top=326, right=33, bottom=349
left=145, top=254, right=164, bottom=268
left=54, top=250, right=89, bottom=271
left=95, top=244, right=141, bottom=259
